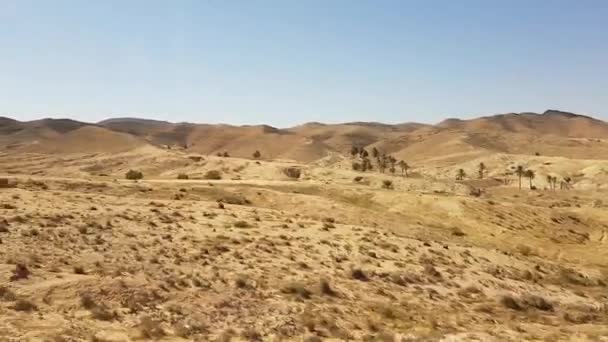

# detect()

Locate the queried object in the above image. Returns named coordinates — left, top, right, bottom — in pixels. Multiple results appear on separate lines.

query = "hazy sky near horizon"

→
left=1, top=0, right=607, bottom=127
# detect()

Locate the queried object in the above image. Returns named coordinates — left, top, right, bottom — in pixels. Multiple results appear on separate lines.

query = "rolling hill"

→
left=1, top=110, right=607, bottom=162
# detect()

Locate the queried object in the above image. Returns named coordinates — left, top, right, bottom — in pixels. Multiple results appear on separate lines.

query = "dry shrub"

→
left=177, top=173, right=189, bottom=180
left=219, top=194, right=251, bottom=205
left=457, top=285, right=485, bottom=299
left=558, top=268, right=597, bottom=287
left=125, top=170, right=143, bottom=180
left=282, top=282, right=312, bottom=299
left=351, top=268, right=368, bottom=281
left=12, top=299, right=37, bottom=312
left=516, top=244, right=534, bottom=256
left=381, top=180, right=393, bottom=189
left=0, top=286, right=17, bottom=301
left=319, top=278, right=336, bottom=296
left=451, top=227, right=466, bottom=236
left=203, top=170, right=222, bottom=180
left=241, top=328, right=262, bottom=341
left=139, top=316, right=166, bottom=339
left=501, top=294, right=554, bottom=312
left=234, top=220, right=250, bottom=228
left=235, top=275, right=250, bottom=289
left=10, top=264, right=30, bottom=281
left=283, top=167, right=301, bottom=179
left=390, top=272, right=422, bottom=286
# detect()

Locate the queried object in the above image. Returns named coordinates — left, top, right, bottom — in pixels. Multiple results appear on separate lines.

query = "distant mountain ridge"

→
left=1, top=110, right=607, bottom=161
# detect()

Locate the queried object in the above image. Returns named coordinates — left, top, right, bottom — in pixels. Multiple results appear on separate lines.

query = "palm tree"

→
left=478, top=162, right=486, bottom=179
left=372, top=147, right=379, bottom=159
left=515, top=165, right=525, bottom=190
left=378, top=155, right=387, bottom=173
left=561, top=176, right=572, bottom=190
left=456, top=168, right=466, bottom=180
left=388, top=156, right=397, bottom=170
left=524, top=169, right=535, bottom=189
left=552, top=176, right=558, bottom=190
left=398, top=160, right=410, bottom=177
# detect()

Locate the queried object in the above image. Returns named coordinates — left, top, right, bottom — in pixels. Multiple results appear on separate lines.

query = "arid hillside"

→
left=2, top=110, right=607, bottom=162
left=2, top=108, right=608, bottom=340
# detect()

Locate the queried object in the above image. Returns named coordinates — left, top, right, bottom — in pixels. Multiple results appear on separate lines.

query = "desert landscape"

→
left=1, top=110, right=608, bottom=341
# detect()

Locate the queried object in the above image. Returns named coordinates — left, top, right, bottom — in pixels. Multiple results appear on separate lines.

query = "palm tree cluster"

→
left=514, top=166, right=536, bottom=190
left=515, top=166, right=570, bottom=191
left=546, top=175, right=558, bottom=190
left=350, top=146, right=409, bottom=177
left=455, top=163, right=570, bottom=192
left=454, top=162, right=488, bottom=181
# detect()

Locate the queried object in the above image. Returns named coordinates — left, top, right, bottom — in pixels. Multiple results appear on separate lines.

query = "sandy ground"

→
left=1, top=149, right=608, bottom=341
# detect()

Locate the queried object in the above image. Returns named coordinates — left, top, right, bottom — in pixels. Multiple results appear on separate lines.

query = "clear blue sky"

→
left=1, top=0, right=607, bottom=127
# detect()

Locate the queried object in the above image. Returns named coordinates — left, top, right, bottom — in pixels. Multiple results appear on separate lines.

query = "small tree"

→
left=252, top=150, right=261, bottom=159
left=362, top=158, right=372, bottom=172
left=223, top=152, right=230, bottom=158
left=456, top=168, right=466, bottom=180
left=478, top=162, right=486, bottom=179
left=378, top=156, right=387, bottom=173
left=389, top=166, right=396, bottom=174
left=515, top=166, right=525, bottom=190
left=350, top=146, right=359, bottom=158
left=398, top=160, right=410, bottom=177
left=525, top=169, right=535, bottom=189
left=551, top=176, right=558, bottom=190
left=372, top=147, right=379, bottom=159
left=125, top=170, right=143, bottom=180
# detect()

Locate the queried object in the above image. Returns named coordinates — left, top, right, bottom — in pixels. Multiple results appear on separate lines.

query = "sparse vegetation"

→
left=478, top=162, right=486, bottom=179
left=234, top=220, right=250, bottom=228
left=283, top=167, right=302, bottom=179
left=381, top=180, right=393, bottom=189
left=456, top=168, right=466, bottom=180
left=3, top=112, right=608, bottom=340
left=516, top=165, right=525, bottom=190
left=203, top=170, right=222, bottom=180
left=351, top=268, right=368, bottom=281
left=125, top=169, right=143, bottom=180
